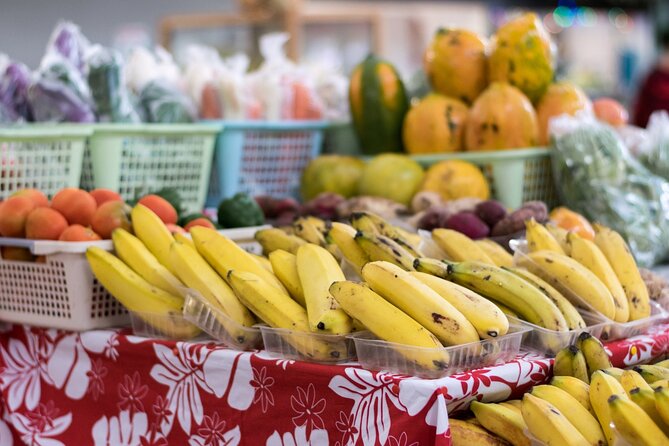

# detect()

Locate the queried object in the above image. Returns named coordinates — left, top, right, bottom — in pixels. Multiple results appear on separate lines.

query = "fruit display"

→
left=403, top=94, right=469, bottom=154
left=536, top=82, right=592, bottom=145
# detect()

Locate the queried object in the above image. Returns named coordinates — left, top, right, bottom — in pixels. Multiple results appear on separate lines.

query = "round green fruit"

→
left=300, top=155, right=366, bottom=201
left=357, top=154, right=424, bottom=206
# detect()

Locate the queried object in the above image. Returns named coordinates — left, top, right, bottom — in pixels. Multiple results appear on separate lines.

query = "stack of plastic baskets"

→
left=206, top=121, right=328, bottom=207
left=0, top=125, right=91, bottom=199
left=80, top=124, right=220, bottom=212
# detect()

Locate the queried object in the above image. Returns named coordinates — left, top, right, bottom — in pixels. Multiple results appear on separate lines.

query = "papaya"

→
left=424, top=28, right=487, bottom=104
left=488, top=13, right=555, bottom=103
left=349, top=55, right=409, bottom=154
left=300, top=155, right=365, bottom=201
left=465, top=82, right=539, bottom=151
left=536, top=82, right=592, bottom=145
left=358, top=154, right=424, bottom=206
left=420, top=160, right=490, bottom=201
left=403, top=94, right=468, bottom=154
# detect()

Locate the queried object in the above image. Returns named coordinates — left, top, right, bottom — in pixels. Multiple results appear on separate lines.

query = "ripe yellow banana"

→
left=499, top=400, right=522, bottom=413
left=251, top=253, right=273, bottom=273
left=449, top=418, right=510, bottom=446
left=173, top=232, right=195, bottom=249
left=329, top=281, right=448, bottom=371
left=475, top=239, right=514, bottom=268
left=652, top=380, right=669, bottom=391
left=494, top=302, right=520, bottom=319
left=608, top=394, right=669, bottom=445
left=603, top=367, right=626, bottom=381
left=268, top=250, right=305, bottom=306
left=521, top=393, right=590, bottom=446
left=628, top=387, right=669, bottom=435
left=86, top=246, right=199, bottom=338
left=362, top=261, right=479, bottom=346
left=634, top=365, right=669, bottom=383
left=505, top=267, right=586, bottom=330
left=350, top=211, right=422, bottom=256
left=550, top=376, right=595, bottom=416
left=589, top=370, right=628, bottom=445
left=296, top=244, right=351, bottom=334
left=470, top=401, right=530, bottom=446
left=293, top=216, right=327, bottom=246
left=191, top=226, right=287, bottom=293
left=594, top=224, right=651, bottom=320
left=655, top=386, right=669, bottom=427
left=432, top=229, right=494, bottom=264
left=254, top=228, right=306, bottom=255
left=131, top=204, right=176, bottom=274
left=621, top=369, right=653, bottom=394
left=227, top=270, right=346, bottom=361
left=415, top=258, right=568, bottom=331
left=654, top=359, right=669, bottom=368
left=326, top=222, right=370, bottom=275
left=354, top=231, right=416, bottom=271
left=410, top=271, right=509, bottom=339
left=568, top=232, right=630, bottom=323
left=576, top=332, right=612, bottom=376
left=529, top=385, right=606, bottom=446
left=526, top=218, right=565, bottom=254
left=546, top=223, right=571, bottom=254
left=112, top=228, right=183, bottom=296
left=554, top=345, right=590, bottom=383
left=520, top=251, right=616, bottom=320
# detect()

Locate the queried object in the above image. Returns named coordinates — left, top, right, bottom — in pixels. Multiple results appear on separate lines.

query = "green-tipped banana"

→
left=521, top=393, right=589, bottom=446
left=254, top=228, right=306, bottom=255
left=589, top=370, right=628, bottom=445
left=550, top=376, right=595, bottom=416
left=608, top=394, right=669, bottom=446
left=576, top=332, right=611, bottom=376
left=634, top=365, right=669, bottom=383
left=268, top=250, right=305, bottom=306
left=554, top=345, right=589, bottom=383
left=628, top=387, right=669, bottom=435
left=326, top=222, right=370, bottom=275
left=354, top=231, right=416, bottom=271
left=470, top=401, right=530, bottom=446
left=350, top=211, right=422, bottom=256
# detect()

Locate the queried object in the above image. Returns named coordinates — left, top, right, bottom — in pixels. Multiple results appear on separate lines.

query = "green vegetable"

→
left=217, top=193, right=265, bottom=228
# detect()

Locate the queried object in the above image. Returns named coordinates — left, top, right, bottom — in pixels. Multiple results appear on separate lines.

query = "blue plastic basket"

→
left=206, top=121, right=327, bottom=207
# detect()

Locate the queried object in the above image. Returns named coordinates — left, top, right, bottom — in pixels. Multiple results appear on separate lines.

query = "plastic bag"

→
left=218, top=53, right=261, bottom=120
left=0, top=60, right=32, bottom=122
left=551, top=113, right=669, bottom=267
left=638, top=111, right=669, bottom=179
left=45, top=21, right=90, bottom=75
left=86, top=45, right=140, bottom=123
left=182, top=45, right=224, bottom=118
left=139, top=80, right=196, bottom=123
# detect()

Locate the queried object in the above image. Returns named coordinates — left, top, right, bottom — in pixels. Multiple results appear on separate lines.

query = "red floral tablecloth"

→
left=0, top=323, right=668, bottom=446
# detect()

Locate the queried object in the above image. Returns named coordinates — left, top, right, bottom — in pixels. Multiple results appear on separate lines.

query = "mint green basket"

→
left=0, top=125, right=91, bottom=199
left=80, top=124, right=220, bottom=213
left=411, top=148, right=558, bottom=209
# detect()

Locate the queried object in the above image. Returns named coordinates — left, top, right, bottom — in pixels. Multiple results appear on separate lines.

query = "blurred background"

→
left=0, top=0, right=667, bottom=107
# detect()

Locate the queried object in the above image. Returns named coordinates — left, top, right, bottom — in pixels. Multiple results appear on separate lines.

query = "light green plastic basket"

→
left=411, top=148, right=558, bottom=209
left=80, top=124, right=220, bottom=212
left=0, top=125, right=91, bottom=200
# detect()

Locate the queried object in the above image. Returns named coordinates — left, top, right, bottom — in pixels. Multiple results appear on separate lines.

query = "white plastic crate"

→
left=0, top=239, right=128, bottom=330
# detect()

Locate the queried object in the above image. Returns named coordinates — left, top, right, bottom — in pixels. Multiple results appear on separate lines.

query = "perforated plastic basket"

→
left=0, top=238, right=128, bottom=330
left=0, top=125, right=90, bottom=200
left=80, top=124, right=220, bottom=212
left=206, top=121, right=327, bottom=207
left=411, top=148, right=557, bottom=209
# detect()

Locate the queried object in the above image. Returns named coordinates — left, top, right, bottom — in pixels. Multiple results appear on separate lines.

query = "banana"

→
left=526, top=218, right=566, bottom=254
left=411, top=271, right=509, bottom=339
left=476, top=239, right=514, bottom=268
left=112, top=228, right=183, bottom=295
left=589, top=370, right=628, bottom=445
left=173, top=232, right=195, bottom=249
left=546, top=223, right=571, bottom=254
left=621, top=370, right=653, bottom=394
left=362, top=262, right=479, bottom=345
left=268, top=250, right=305, bottom=306
left=169, top=241, right=255, bottom=341
left=554, top=345, right=589, bottom=383
left=628, top=387, right=669, bottom=435
left=293, top=216, right=327, bottom=246
left=470, top=401, right=530, bottom=446
left=576, top=332, right=612, bottom=376
left=519, top=251, right=616, bottom=320
left=251, top=253, right=273, bottom=273
left=130, top=204, right=176, bottom=274
left=326, top=222, right=370, bottom=275
left=505, top=267, right=586, bottom=330
left=350, top=211, right=422, bottom=256
left=594, top=224, right=651, bottom=321
left=603, top=367, right=626, bottom=380
left=634, top=365, right=669, bottom=383
left=499, top=400, right=522, bottom=413
left=191, top=226, right=287, bottom=293
left=254, top=228, right=306, bottom=255
left=608, top=394, right=669, bottom=445
left=654, top=359, right=669, bottom=368
left=522, top=391, right=592, bottom=446
left=329, top=281, right=448, bottom=371
left=495, top=302, right=520, bottom=318
left=395, top=226, right=423, bottom=250
left=652, top=380, right=669, bottom=391
left=86, top=246, right=200, bottom=338
left=568, top=232, right=630, bottom=323
left=432, top=229, right=494, bottom=264
left=296, top=244, right=351, bottom=334
left=354, top=231, right=416, bottom=271
left=550, top=376, right=595, bottom=416
left=227, top=270, right=345, bottom=361
left=415, top=258, right=568, bottom=331
left=449, top=418, right=511, bottom=446
left=655, top=386, right=669, bottom=427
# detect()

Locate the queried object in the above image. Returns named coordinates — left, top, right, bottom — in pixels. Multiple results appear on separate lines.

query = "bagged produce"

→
left=183, top=45, right=224, bottom=119
left=45, top=21, right=90, bottom=75
left=638, top=111, right=669, bottom=179
left=0, top=59, right=32, bottom=122
left=218, top=53, right=259, bottom=120
left=551, top=113, right=669, bottom=266
left=139, top=80, right=196, bottom=123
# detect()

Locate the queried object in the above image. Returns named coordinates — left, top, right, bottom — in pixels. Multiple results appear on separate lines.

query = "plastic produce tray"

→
left=129, top=309, right=203, bottom=341
left=259, top=325, right=356, bottom=364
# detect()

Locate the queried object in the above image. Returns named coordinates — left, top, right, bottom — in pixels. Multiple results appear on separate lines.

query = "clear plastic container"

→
left=129, top=309, right=203, bottom=340
left=351, top=324, right=531, bottom=379
left=598, top=301, right=668, bottom=343
left=259, top=326, right=356, bottom=364
left=182, top=291, right=261, bottom=350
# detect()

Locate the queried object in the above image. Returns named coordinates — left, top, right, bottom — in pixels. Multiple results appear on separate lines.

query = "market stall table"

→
left=1, top=323, right=668, bottom=446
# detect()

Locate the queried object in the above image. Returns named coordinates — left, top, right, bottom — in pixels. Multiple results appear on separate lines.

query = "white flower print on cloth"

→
left=290, top=383, right=326, bottom=430
left=387, top=432, right=419, bottom=446
left=12, top=402, right=72, bottom=446
left=334, top=411, right=358, bottom=446
left=117, top=372, right=149, bottom=414
left=188, top=413, right=241, bottom=446
left=91, top=410, right=148, bottom=446
left=266, top=426, right=329, bottom=446
left=251, top=366, right=275, bottom=413
left=103, top=334, right=120, bottom=361
left=0, top=417, right=12, bottom=446
left=329, top=368, right=404, bottom=446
